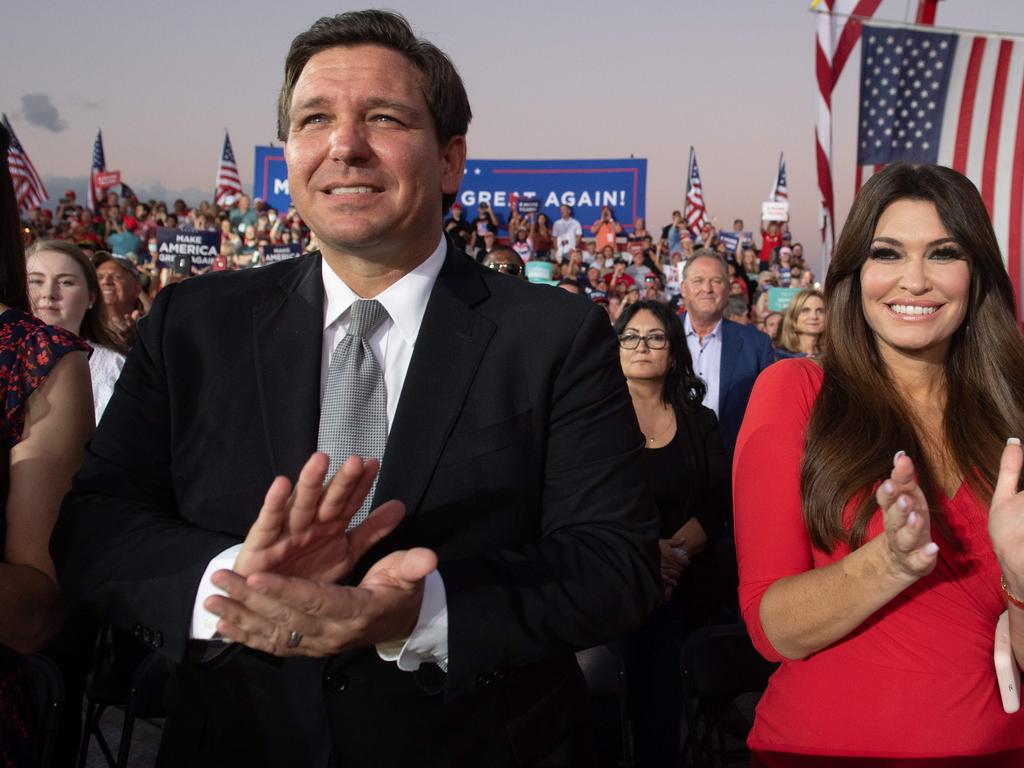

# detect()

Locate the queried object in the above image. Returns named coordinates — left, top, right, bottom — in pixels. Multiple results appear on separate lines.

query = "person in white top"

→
left=551, top=204, right=582, bottom=262
left=25, top=241, right=128, bottom=422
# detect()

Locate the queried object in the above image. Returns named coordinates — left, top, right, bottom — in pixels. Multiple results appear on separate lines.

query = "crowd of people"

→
left=4, top=8, right=1024, bottom=768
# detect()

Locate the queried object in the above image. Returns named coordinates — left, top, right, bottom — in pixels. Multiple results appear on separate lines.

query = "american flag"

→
left=2, top=114, right=47, bottom=212
left=685, top=146, right=708, bottom=238
left=856, top=23, right=1024, bottom=315
left=814, top=0, right=882, bottom=257
left=87, top=129, right=106, bottom=211
left=215, top=131, right=243, bottom=207
left=770, top=152, right=788, bottom=202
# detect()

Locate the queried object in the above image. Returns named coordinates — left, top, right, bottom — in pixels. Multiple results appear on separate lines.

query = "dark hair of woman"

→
left=614, top=300, right=706, bottom=413
left=801, top=163, right=1024, bottom=551
left=0, top=124, right=29, bottom=311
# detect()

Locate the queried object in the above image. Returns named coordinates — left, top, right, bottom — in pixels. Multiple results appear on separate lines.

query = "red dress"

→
left=735, top=358, right=1024, bottom=760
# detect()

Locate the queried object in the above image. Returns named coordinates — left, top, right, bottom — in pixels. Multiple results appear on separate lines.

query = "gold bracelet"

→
left=1001, top=575, right=1024, bottom=610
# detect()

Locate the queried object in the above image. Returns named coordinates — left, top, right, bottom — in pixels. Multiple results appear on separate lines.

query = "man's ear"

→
left=440, top=136, right=467, bottom=197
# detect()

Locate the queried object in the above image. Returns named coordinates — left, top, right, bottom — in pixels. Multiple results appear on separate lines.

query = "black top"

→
left=640, top=404, right=730, bottom=623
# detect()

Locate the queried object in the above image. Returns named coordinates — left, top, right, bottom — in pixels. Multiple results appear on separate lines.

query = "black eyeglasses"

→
left=618, top=332, right=669, bottom=350
left=487, top=262, right=523, bottom=276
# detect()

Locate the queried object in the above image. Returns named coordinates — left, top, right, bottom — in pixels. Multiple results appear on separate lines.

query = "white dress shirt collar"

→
left=321, top=234, right=447, bottom=341
left=683, top=312, right=723, bottom=343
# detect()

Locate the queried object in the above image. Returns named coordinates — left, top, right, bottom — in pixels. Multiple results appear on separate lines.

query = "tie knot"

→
left=347, top=299, right=388, bottom=339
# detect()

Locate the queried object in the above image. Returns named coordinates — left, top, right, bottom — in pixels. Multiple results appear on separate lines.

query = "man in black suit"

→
left=54, top=10, right=659, bottom=767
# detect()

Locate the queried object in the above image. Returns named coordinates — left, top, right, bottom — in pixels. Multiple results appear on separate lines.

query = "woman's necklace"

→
left=642, top=406, right=675, bottom=446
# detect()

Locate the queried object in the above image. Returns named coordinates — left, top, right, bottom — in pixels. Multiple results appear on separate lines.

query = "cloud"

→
left=21, top=94, right=67, bottom=132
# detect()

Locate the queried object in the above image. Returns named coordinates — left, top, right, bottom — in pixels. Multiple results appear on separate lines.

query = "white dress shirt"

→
left=192, top=234, right=450, bottom=672
left=684, top=313, right=723, bottom=417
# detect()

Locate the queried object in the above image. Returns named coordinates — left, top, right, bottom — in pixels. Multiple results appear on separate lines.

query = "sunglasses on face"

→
left=487, top=262, right=522, bottom=276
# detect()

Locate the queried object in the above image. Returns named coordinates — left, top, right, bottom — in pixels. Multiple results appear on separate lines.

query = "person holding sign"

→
left=54, top=10, right=659, bottom=767
left=735, top=164, right=1024, bottom=760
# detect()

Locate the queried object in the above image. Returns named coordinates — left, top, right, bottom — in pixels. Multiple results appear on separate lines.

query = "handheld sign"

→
left=262, top=243, right=303, bottom=264
left=767, top=286, right=802, bottom=312
left=156, top=227, right=221, bottom=269
left=517, top=194, right=540, bottom=215
left=761, top=201, right=790, bottom=223
left=95, top=170, right=122, bottom=189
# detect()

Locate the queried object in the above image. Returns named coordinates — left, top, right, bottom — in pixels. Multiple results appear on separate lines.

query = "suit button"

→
left=324, top=672, right=349, bottom=693
left=132, top=624, right=143, bottom=640
left=153, top=631, right=164, bottom=648
left=477, top=673, right=493, bottom=687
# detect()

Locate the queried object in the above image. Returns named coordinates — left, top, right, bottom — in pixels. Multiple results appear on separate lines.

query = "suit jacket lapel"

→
left=374, top=241, right=494, bottom=516
left=252, top=254, right=324, bottom=480
left=718, top=319, right=741, bottom=415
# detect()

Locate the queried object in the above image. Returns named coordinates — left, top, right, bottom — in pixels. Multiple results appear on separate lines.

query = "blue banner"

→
left=156, top=226, right=220, bottom=269
left=457, top=159, right=646, bottom=235
left=262, top=243, right=303, bottom=264
left=253, top=146, right=290, bottom=212
left=250, top=151, right=647, bottom=236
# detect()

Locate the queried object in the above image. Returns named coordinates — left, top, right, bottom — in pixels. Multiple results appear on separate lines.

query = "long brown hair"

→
left=778, top=288, right=824, bottom=355
left=25, top=241, right=127, bottom=353
left=802, top=164, right=1024, bottom=551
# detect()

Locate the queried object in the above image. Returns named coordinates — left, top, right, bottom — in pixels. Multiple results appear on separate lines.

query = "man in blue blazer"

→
left=679, top=250, right=774, bottom=465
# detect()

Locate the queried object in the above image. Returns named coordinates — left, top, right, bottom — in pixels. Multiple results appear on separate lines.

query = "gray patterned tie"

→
left=318, top=298, right=389, bottom=528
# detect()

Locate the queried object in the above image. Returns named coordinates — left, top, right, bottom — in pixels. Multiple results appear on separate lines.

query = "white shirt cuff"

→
left=190, top=544, right=243, bottom=640
left=376, top=569, right=448, bottom=672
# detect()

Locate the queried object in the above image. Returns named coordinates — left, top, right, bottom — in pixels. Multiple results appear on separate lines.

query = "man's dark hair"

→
left=277, top=10, right=472, bottom=211
left=0, top=124, right=28, bottom=311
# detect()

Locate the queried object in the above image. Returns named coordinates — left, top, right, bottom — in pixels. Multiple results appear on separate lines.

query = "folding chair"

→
left=680, top=623, right=777, bottom=767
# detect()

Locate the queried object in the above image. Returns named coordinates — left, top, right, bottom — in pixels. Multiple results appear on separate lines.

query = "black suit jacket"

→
left=54, top=241, right=660, bottom=767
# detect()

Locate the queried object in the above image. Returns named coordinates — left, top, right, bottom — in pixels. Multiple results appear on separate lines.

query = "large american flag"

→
left=2, top=114, right=47, bottom=212
left=684, top=146, right=708, bottom=238
left=856, top=23, right=1024, bottom=314
left=215, top=131, right=243, bottom=206
left=87, top=129, right=105, bottom=211
left=770, top=152, right=788, bottom=202
left=815, top=0, right=882, bottom=258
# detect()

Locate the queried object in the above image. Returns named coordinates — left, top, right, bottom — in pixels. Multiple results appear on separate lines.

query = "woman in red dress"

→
left=735, top=164, right=1024, bottom=762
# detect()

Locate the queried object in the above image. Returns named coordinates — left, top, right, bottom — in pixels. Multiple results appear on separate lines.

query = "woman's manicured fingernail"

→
left=1008, top=437, right=1021, bottom=447
left=908, top=511, right=918, bottom=526
left=924, top=542, right=939, bottom=556
left=893, top=450, right=906, bottom=466
left=883, top=480, right=895, bottom=495
left=898, top=496, right=908, bottom=511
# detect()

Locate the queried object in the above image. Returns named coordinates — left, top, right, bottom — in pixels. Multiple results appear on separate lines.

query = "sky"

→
left=4, top=0, right=1024, bottom=277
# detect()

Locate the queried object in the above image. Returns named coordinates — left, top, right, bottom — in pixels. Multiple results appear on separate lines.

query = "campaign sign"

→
left=95, top=170, right=121, bottom=188
left=767, top=286, right=802, bottom=312
left=762, top=201, right=790, bottom=222
left=156, top=227, right=220, bottom=269
left=263, top=243, right=303, bottom=264
left=253, top=146, right=291, bottom=212
left=457, top=159, right=647, bottom=235
left=719, top=232, right=740, bottom=252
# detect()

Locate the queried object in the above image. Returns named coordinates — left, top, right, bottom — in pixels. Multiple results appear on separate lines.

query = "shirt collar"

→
left=683, top=313, right=722, bottom=339
left=321, top=234, right=447, bottom=344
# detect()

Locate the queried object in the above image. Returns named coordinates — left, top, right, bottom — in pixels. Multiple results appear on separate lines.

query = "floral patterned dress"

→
left=0, top=308, right=88, bottom=766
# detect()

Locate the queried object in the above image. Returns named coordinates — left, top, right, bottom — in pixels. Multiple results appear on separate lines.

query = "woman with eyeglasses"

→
left=613, top=299, right=728, bottom=766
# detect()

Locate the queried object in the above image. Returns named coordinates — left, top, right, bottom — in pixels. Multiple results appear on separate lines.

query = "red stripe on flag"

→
left=981, top=39, right=1014, bottom=215
left=953, top=37, right=987, bottom=173
left=816, top=45, right=833, bottom=105
left=1007, top=74, right=1024, bottom=321
left=855, top=165, right=864, bottom=194
left=816, top=140, right=835, bottom=227
left=831, top=1, right=883, bottom=85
